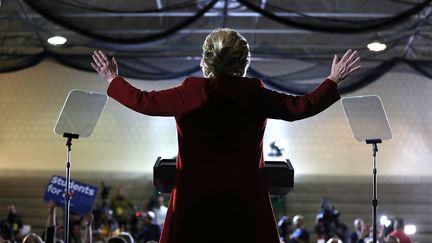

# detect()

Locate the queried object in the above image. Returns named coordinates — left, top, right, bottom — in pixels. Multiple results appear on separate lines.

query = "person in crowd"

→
left=44, top=200, right=59, bottom=243
left=316, top=216, right=330, bottom=242
left=92, top=182, right=111, bottom=231
left=56, top=225, right=65, bottom=243
left=92, top=203, right=106, bottom=232
left=100, top=182, right=111, bottom=210
left=363, top=224, right=386, bottom=243
left=333, top=212, right=349, bottom=242
left=22, top=233, right=43, bottom=243
left=117, top=232, right=134, bottom=243
left=91, top=229, right=106, bottom=243
left=278, top=216, right=292, bottom=243
left=389, top=218, right=412, bottom=243
left=135, top=211, right=160, bottom=243
left=98, top=208, right=120, bottom=238
left=151, top=195, right=167, bottom=229
left=4, top=204, right=23, bottom=242
left=289, top=215, right=309, bottom=243
left=326, top=237, right=343, bottom=243
left=129, top=211, right=140, bottom=238
left=314, top=198, right=349, bottom=242
left=70, top=220, right=83, bottom=243
left=384, top=235, right=399, bottom=243
left=109, top=186, right=135, bottom=231
left=74, top=215, right=92, bottom=243
left=0, top=234, right=8, bottom=243
left=83, top=213, right=94, bottom=243
left=44, top=200, right=93, bottom=243
left=91, top=27, right=360, bottom=243
left=107, top=236, right=126, bottom=243
left=355, top=223, right=370, bottom=243
left=349, top=218, right=365, bottom=243
left=0, top=218, right=13, bottom=242
left=315, top=200, right=337, bottom=241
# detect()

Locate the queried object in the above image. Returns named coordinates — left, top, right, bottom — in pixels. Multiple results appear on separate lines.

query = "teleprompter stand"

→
left=366, top=138, right=381, bottom=243
left=54, top=90, right=107, bottom=243
left=63, top=132, right=79, bottom=243
left=342, top=95, right=392, bottom=243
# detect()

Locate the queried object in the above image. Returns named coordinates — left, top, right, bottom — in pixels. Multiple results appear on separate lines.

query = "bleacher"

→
left=283, top=176, right=432, bottom=243
left=0, top=173, right=430, bottom=242
left=0, top=171, right=154, bottom=235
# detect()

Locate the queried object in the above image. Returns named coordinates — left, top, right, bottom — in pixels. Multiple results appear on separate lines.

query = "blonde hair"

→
left=200, top=28, right=250, bottom=78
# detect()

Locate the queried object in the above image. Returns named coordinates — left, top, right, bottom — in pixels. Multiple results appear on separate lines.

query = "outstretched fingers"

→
left=98, top=50, right=110, bottom=64
left=340, top=49, right=352, bottom=63
left=347, top=65, right=362, bottom=76
left=90, top=62, right=99, bottom=71
left=92, top=50, right=108, bottom=67
left=92, top=53, right=102, bottom=67
left=91, top=62, right=104, bottom=75
left=347, top=56, right=361, bottom=70
left=345, top=50, right=358, bottom=64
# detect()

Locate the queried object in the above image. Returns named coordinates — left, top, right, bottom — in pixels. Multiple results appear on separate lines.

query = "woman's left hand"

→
left=91, top=50, right=118, bottom=83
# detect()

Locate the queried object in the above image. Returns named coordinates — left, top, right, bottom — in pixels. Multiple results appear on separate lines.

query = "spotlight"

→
left=367, top=42, right=386, bottom=52
left=380, top=215, right=392, bottom=227
left=404, top=225, right=416, bottom=235
left=47, top=36, right=67, bottom=46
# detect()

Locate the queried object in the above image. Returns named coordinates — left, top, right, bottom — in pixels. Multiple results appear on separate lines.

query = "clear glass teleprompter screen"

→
left=54, top=89, right=108, bottom=137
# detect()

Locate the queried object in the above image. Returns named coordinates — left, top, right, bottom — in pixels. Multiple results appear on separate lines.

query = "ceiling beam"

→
left=1, top=12, right=395, bottom=18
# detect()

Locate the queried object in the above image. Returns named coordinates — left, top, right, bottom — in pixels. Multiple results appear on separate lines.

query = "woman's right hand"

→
left=91, top=50, right=118, bottom=84
left=327, top=49, right=361, bottom=85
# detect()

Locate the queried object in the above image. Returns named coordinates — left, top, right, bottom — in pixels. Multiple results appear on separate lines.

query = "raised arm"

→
left=260, top=79, right=340, bottom=121
left=44, top=201, right=56, bottom=243
left=83, top=213, right=94, bottom=243
left=260, top=49, right=361, bottom=121
left=91, top=50, right=185, bottom=116
left=107, top=77, right=185, bottom=116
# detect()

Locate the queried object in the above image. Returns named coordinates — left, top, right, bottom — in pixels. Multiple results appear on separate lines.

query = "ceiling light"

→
left=214, top=0, right=242, bottom=9
left=47, top=36, right=67, bottom=46
left=367, top=42, right=386, bottom=52
left=197, top=0, right=244, bottom=10
left=404, top=225, right=416, bottom=235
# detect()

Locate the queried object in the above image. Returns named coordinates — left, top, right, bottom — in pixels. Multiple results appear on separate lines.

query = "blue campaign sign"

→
left=44, top=175, right=98, bottom=214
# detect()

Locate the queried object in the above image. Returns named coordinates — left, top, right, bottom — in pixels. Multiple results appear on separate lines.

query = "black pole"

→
left=366, top=139, right=381, bottom=243
left=63, top=133, right=79, bottom=243
left=372, top=143, right=378, bottom=243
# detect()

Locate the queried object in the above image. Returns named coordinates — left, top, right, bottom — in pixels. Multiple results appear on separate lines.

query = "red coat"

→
left=107, top=76, right=340, bottom=243
left=390, top=230, right=413, bottom=243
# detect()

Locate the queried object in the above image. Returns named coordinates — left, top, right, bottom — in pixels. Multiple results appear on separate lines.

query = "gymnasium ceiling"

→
left=2, top=0, right=432, bottom=96
left=2, top=0, right=432, bottom=61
